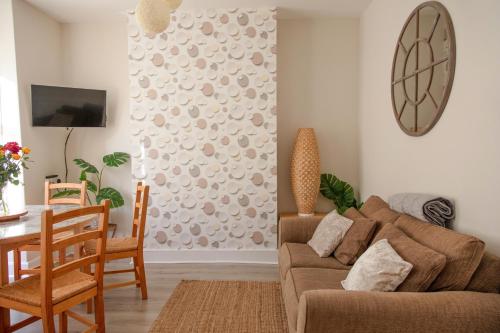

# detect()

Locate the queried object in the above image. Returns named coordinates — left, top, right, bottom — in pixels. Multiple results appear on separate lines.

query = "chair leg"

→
left=58, top=249, right=65, bottom=266
left=133, top=257, right=140, bottom=288
left=58, top=311, right=67, bottom=333
left=83, top=265, right=93, bottom=313
left=13, top=249, right=21, bottom=281
left=137, top=252, right=148, bottom=300
left=94, top=293, right=106, bottom=333
left=41, top=308, right=55, bottom=333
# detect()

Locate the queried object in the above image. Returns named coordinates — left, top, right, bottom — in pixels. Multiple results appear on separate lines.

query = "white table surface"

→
left=0, top=205, right=95, bottom=245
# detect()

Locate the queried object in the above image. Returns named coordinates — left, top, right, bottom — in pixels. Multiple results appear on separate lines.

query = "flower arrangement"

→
left=0, top=142, right=30, bottom=214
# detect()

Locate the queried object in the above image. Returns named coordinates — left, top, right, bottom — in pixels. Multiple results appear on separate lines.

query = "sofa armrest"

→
left=278, top=215, right=323, bottom=247
left=297, top=290, right=500, bottom=333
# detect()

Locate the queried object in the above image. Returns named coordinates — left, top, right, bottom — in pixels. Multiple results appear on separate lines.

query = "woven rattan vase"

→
left=290, top=128, right=320, bottom=216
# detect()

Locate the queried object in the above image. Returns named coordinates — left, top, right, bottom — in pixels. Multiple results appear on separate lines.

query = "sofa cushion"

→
left=395, top=214, right=485, bottom=291
left=369, top=207, right=402, bottom=238
left=360, top=195, right=389, bottom=216
left=342, top=207, right=366, bottom=219
left=283, top=268, right=348, bottom=332
left=341, top=239, right=413, bottom=292
left=466, top=252, right=500, bottom=294
left=371, top=207, right=401, bottom=223
left=279, top=243, right=350, bottom=280
left=373, top=223, right=447, bottom=291
left=307, top=210, right=353, bottom=257
left=334, top=218, right=377, bottom=265
left=290, top=267, right=347, bottom=297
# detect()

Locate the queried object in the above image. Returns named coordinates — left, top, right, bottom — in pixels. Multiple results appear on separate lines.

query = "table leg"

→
left=0, top=247, right=10, bottom=332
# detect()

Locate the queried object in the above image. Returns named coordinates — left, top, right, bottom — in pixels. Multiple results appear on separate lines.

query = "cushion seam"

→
left=456, top=241, right=484, bottom=290
left=418, top=257, right=446, bottom=291
left=290, top=269, right=300, bottom=331
left=282, top=243, right=292, bottom=279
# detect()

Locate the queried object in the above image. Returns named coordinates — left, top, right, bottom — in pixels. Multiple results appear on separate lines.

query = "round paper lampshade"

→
left=166, top=0, right=182, bottom=10
left=136, top=0, right=171, bottom=34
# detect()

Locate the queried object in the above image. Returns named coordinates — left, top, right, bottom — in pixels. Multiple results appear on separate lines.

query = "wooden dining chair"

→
left=83, top=182, right=149, bottom=312
left=13, top=181, right=87, bottom=280
left=0, top=200, right=110, bottom=333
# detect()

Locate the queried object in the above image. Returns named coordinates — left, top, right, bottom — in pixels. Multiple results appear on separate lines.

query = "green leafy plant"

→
left=54, top=152, right=130, bottom=208
left=319, top=173, right=362, bottom=214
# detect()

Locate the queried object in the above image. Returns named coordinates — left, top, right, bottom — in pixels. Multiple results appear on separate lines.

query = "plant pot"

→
left=290, top=128, right=320, bottom=216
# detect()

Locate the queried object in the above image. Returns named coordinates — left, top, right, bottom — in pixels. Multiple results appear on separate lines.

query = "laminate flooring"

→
left=11, top=262, right=279, bottom=332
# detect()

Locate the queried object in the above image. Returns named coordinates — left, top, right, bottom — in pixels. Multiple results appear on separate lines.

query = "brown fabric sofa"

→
left=279, top=200, right=500, bottom=333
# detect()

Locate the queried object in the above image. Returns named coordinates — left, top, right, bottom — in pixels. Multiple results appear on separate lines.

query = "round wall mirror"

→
left=391, top=1, right=455, bottom=136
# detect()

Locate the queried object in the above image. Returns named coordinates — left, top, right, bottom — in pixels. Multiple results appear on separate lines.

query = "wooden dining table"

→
left=0, top=204, right=96, bottom=332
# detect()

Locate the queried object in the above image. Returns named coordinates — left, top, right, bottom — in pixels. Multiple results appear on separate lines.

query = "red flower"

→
left=3, top=142, right=21, bottom=154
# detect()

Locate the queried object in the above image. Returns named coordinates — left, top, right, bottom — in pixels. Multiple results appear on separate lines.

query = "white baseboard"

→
left=143, top=249, right=278, bottom=264
left=7, top=250, right=277, bottom=275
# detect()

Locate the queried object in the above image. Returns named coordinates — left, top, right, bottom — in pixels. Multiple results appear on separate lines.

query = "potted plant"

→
left=0, top=142, right=31, bottom=214
left=54, top=152, right=130, bottom=208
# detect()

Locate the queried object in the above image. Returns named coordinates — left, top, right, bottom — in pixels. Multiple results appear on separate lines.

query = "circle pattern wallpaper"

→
left=127, top=8, right=277, bottom=250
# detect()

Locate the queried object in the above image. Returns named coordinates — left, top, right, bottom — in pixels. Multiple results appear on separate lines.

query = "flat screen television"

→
left=31, top=85, right=106, bottom=127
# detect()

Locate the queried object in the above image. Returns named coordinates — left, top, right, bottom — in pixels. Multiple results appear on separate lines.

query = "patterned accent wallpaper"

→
left=127, top=8, right=277, bottom=250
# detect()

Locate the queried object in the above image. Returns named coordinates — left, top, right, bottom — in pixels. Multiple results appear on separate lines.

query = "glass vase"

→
left=0, top=184, right=8, bottom=216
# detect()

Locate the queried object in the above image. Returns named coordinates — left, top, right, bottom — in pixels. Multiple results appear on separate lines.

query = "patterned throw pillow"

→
left=341, top=239, right=413, bottom=291
left=307, top=210, right=353, bottom=257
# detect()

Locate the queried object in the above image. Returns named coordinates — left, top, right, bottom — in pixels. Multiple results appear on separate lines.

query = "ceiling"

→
left=25, top=0, right=372, bottom=23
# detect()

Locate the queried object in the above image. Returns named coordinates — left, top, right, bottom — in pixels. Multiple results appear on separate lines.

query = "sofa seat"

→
left=279, top=242, right=350, bottom=280
left=283, top=268, right=349, bottom=333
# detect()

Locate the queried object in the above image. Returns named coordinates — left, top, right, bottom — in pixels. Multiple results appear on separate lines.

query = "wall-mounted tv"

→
left=31, top=85, right=106, bottom=127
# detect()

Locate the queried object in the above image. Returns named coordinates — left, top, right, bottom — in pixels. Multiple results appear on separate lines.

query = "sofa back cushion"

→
left=342, top=207, right=365, bottom=219
left=370, top=207, right=401, bottom=237
left=370, top=207, right=401, bottom=223
left=395, top=214, right=485, bottom=291
left=373, top=223, right=447, bottom=291
left=334, top=218, right=377, bottom=265
left=360, top=195, right=389, bottom=216
left=466, top=252, right=500, bottom=294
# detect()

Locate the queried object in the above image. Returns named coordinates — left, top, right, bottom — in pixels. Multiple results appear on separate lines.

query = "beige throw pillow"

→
left=341, top=239, right=413, bottom=291
left=307, top=210, right=353, bottom=257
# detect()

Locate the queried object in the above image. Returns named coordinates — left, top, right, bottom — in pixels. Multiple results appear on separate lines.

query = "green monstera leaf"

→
left=86, top=180, right=98, bottom=194
left=319, top=173, right=359, bottom=214
left=74, top=159, right=98, bottom=173
left=103, top=152, right=130, bottom=167
left=96, top=187, right=124, bottom=208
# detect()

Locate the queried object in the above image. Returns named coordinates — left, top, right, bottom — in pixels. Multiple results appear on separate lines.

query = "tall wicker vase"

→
left=290, top=128, right=320, bottom=216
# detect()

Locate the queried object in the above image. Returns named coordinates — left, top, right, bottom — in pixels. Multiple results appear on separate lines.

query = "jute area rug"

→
left=149, top=280, right=288, bottom=333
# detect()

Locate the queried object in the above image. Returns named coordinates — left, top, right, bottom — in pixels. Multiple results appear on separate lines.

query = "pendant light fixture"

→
left=135, top=0, right=182, bottom=34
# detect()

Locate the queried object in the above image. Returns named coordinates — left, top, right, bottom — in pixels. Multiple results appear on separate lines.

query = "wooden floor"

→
left=12, top=262, right=279, bottom=332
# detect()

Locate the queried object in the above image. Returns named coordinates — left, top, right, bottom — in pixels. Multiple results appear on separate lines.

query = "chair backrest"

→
left=131, top=182, right=149, bottom=248
left=44, top=181, right=87, bottom=206
left=40, top=200, right=110, bottom=306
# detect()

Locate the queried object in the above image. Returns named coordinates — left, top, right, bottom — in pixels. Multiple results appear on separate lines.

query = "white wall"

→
left=277, top=19, right=359, bottom=214
left=9, top=1, right=132, bottom=232
left=12, top=0, right=65, bottom=205
left=1, top=0, right=25, bottom=210
left=359, top=0, right=500, bottom=254
left=61, top=20, right=132, bottom=233
left=0, top=0, right=21, bottom=144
